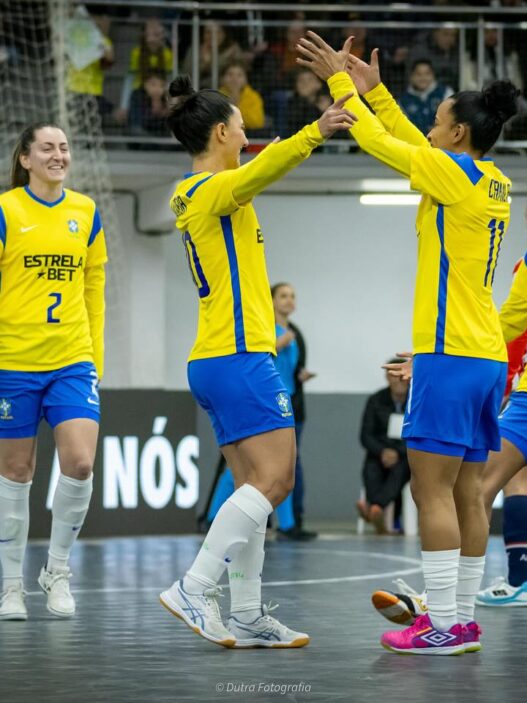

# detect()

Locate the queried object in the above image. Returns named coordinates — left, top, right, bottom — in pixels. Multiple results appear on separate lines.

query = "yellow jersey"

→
left=500, top=255, right=527, bottom=393
left=171, top=122, right=324, bottom=361
left=129, top=46, right=173, bottom=88
left=0, top=186, right=107, bottom=374
left=67, top=37, right=113, bottom=96
left=328, top=74, right=511, bottom=362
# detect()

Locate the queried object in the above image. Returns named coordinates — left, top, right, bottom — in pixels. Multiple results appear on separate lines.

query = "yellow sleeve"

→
left=327, top=72, right=473, bottom=205
left=0, top=205, right=6, bottom=258
left=364, top=83, right=430, bottom=147
left=500, top=258, right=527, bottom=343
left=86, top=210, right=108, bottom=267
left=84, top=264, right=105, bottom=379
left=173, top=122, right=324, bottom=217
left=129, top=46, right=139, bottom=72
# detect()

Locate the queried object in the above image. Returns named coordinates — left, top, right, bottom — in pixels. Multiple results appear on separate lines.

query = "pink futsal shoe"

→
left=462, top=621, right=482, bottom=653
left=381, top=613, right=464, bottom=655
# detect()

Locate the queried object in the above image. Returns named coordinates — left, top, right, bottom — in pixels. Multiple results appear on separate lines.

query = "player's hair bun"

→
left=168, top=75, right=195, bottom=106
left=483, top=80, right=520, bottom=124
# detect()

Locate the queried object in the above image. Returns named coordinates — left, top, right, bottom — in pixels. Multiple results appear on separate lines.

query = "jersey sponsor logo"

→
left=276, top=392, right=292, bottom=417
left=488, top=179, right=510, bottom=202
left=256, top=228, right=264, bottom=243
left=20, top=225, right=38, bottom=233
left=0, top=398, right=13, bottom=420
left=24, top=254, right=83, bottom=282
left=172, top=195, right=187, bottom=217
left=68, top=219, right=79, bottom=233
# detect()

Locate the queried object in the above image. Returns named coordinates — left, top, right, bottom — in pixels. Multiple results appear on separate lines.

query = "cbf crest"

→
left=276, top=392, right=292, bottom=418
left=68, top=219, right=79, bottom=234
left=0, top=398, right=13, bottom=420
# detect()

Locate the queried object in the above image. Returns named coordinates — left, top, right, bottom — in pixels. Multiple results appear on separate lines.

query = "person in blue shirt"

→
left=400, top=60, right=452, bottom=136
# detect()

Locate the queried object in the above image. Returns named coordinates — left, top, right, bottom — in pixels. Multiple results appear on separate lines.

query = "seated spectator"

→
left=219, top=60, right=265, bottom=130
left=128, top=69, right=169, bottom=138
left=400, top=60, right=453, bottom=135
left=407, top=27, right=459, bottom=92
left=286, top=69, right=327, bottom=137
left=358, top=360, right=410, bottom=535
left=182, top=21, right=242, bottom=88
left=462, top=27, right=524, bottom=93
left=116, top=18, right=172, bottom=123
left=66, top=13, right=114, bottom=117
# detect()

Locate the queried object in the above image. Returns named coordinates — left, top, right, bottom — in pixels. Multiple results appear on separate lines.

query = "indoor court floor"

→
left=0, top=534, right=523, bottom=703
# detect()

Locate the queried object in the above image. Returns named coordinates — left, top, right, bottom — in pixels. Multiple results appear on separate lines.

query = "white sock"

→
left=48, top=473, right=93, bottom=572
left=457, top=555, right=485, bottom=625
left=183, top=484, right=272, bottom=594
left=0, top=475, right=31, bottom=590
left=422, top=548, right=460, bottom=631
left=228, top=517, right=266, bottom=621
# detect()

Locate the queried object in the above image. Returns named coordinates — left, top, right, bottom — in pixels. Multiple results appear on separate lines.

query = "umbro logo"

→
left=21, top=225, right=38, bottom=233
left=420, top=630, right=457, bottom=646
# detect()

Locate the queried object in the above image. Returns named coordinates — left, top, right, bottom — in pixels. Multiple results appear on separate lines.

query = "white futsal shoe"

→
left=371, top=578, right=428, bottom=625
left=228, top=603, right=310, bottom=648
left=0, top=583, right=27, bottom=620
left=476, top=576, right=527, bottom=607
left=38, top=566, right=75, bottom=618
left=160, top=580, right=236, bottom=648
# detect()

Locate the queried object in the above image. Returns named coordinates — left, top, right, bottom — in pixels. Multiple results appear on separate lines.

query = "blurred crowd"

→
left=2, top=1, right=527, bottom=142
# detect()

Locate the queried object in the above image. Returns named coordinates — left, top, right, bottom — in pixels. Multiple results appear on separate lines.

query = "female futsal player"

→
left=297, top=33, right=518, bottom=654
left=159, top=76, right=355, bottom=648
left=0, top=123, right=107, bottom=620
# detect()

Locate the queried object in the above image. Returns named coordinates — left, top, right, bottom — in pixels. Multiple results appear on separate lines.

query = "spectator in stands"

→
left=182, top=21, right=242, bottom=89
left=270, top=19, right=308, bottom=89
left=462, top=27, right=524, bottom=93
left=116, top=18, right=172, bottom=123
left=286, top=69, right=327, bottom=137
left=358, top=360, right=410, bottom=534
left=400, top=60, right=453, bottom=135
left=128, top=69, right=170, bottom=139
left=407, top=27, right=459, bottom=91
left=219, top=60, right=265, bottom=130
left=67, top=13, right=114, bottom=118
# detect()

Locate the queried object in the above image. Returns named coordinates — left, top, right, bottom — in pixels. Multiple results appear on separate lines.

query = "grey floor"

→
left=0, top=533, right=523, bottom=703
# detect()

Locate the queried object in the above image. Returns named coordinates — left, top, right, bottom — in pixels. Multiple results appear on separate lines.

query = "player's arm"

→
left=85, top=209, right=108, bottom=379
left=178, top=96, right=356, bottom=217
left=346, top=49, right=429, bottom=147
left=500, top=257, right=527, bottom=344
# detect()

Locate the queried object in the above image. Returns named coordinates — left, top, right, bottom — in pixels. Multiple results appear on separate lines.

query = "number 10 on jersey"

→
left=484, top=219, right=505, bottom=287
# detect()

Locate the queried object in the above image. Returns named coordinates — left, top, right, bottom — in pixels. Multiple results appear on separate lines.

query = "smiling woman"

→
left=158, top=74, right=357, bottom=649
left=0, top=123, right=107, bottom=622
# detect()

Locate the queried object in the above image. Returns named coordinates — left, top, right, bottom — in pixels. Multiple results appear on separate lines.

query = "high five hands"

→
left=296, top=31, right=382, bottom=96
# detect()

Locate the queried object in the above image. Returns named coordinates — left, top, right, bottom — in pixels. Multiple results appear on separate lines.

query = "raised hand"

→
left=296, top=31, right=353, bottom=81
left=317, top=92, right=358, bottom=138
left=347, top=48, right=381, bottom=96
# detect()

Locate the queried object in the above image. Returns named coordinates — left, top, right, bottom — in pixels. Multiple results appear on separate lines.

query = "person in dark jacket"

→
left=358, top=359, right=410, bottom=534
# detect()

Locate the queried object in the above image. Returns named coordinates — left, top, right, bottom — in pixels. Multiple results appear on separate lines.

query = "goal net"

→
left=0, top=0, right=129, bottom=385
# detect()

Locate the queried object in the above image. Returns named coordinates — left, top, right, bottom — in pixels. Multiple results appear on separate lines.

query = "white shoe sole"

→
left=381, top=642, right=465, bottom=656
left=231, top=635, right=310, bottom=649
left=0, top=611, right=27, bottom=621
left=159, top=590, right=236, bottom=648
left=476, top=599, right=527, bottom=607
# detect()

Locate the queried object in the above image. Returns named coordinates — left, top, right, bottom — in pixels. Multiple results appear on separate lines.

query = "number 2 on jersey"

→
left=484, top=219, right=505, bottom=287
left=47, top=292, right=62, bottom=323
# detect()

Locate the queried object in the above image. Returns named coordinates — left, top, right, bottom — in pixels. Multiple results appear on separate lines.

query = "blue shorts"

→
left=0, top=362, right=100, bottom=439
left=188, top=352, right=295, bottom=446
left=403, top=353, right=507, bottom=462
left=499, top=391, right=527, bottom=462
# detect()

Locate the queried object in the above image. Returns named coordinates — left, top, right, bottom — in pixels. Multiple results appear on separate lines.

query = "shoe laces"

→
left=392, top=578, right=419, bottom=596
left=1, top=584, right=26, bottom=603
left=46, top=570, right=72, bottom=595
left=259, top=602, right=281, bottom=628
left=201, top=586, right=224, bottom=621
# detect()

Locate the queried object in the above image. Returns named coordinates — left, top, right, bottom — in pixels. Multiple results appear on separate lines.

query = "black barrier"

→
left=29, top=390, right=198, bottom=538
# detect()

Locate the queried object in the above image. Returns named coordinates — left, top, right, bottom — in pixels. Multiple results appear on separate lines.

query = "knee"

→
left=62, top=457, right=94, bottom=481
left=260, top=474, right=295, bottom=507
left=1, top=457, right=34, bottom=483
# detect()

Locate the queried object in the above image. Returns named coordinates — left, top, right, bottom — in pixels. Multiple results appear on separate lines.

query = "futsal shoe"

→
left=371, top=578, right=428, bottom=625
left=462, top=621, right=482, bottom=653
left=38, top=566, right=75, bottom=618
left=228, top=603, right=310, bottom=648
left=381, top=613, right=464, bottom=655
left=369, top=505, right=388, bottom=535
left=160, top=580, right=236, bottom=648
left=476, top=576, right=527, bottom=607
left=0, top=583, right=27, bottom=621
left=276, top=526, right=317, bottom=541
